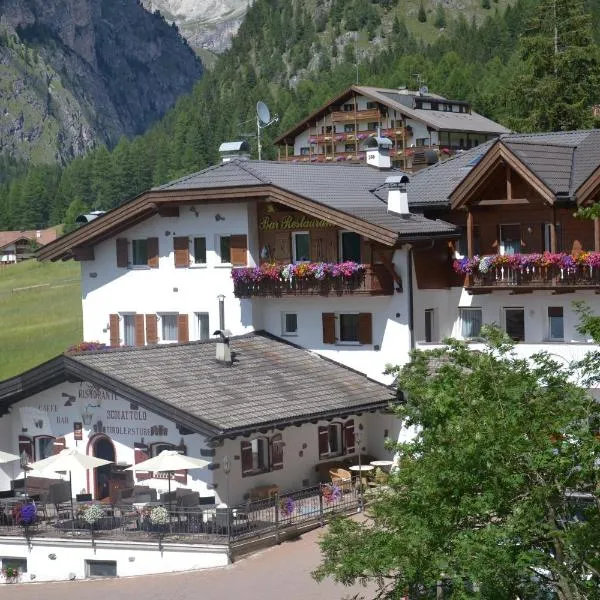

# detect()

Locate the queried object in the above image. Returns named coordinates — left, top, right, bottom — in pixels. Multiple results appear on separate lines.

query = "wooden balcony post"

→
left=595, top=218, right=600, bottom=251
left=506, top=164, right=512, bottom=202
left=467, top=210, right=474, bottom=258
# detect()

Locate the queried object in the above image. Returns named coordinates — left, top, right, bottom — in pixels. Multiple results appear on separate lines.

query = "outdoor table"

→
left=348, top=465, right=375, bottom=472
left=370, top=460, right=395, bottom=471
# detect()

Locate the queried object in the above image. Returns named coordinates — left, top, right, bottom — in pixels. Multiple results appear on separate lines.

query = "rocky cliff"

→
left=0, top=0, right=203, bottom=164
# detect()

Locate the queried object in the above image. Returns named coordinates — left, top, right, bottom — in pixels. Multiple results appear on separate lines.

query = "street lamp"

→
left=356, top=432, right=363, bottom=511
left=223, top=455, right=231, bottom=540
left=217, top=294, right=225, bottom=331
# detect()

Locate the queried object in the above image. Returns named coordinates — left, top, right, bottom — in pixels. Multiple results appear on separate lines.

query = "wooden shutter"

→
left=173, top=236, right=189, bottom=268
left=147, top=237, right=159, bottom=268
left=241, top=441, right=253, bottom=476
left=116, top=238, right=128, bottom=268
left=344, top=420, right=355, bottom=455
left=322, top=313, right=336, bottom=344
left=318, top=426, right=329, bottom=458
left=146, top=314, right=158, bottom=345
left=230, top=234, right=248, bottom=266
left=177, top=314, right=189, bottom=343
left=358, top=313, right=372, bottom=345
left=18, top=436, right=33, bottom=463
left=273, top=232, right=291, bottom=262
left=134, top=442, right=152, bottom=480
left=134, top=314, right=145, bottom=347
left=173, top=444, right=188, bottom=484
left=270, top=434, right=284, bottom=471
left=52, top=436, right=66, bottom=455
left=109, top=314, right=120, bottom=347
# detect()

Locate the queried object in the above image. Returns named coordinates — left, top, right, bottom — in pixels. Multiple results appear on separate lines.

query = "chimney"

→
left=213, top=330, right=232, bottom=364
left=385, top=175, right=410, bottom=216
left=219, top=141, right=251, bottom=163
left=366, top=136, right=393, bottom=169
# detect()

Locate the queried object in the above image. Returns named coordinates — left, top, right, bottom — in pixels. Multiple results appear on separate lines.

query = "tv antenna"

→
left=256, top=101, right=279, bottom=161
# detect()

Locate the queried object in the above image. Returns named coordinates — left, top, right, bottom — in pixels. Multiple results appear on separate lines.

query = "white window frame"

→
left=460, top=307, right=483, bottom=340
left=191, top=236, right=207, bottom=266
left=547, top=307, right=565, bottom=341
left=121, top=313, right=136, bottom=347
left=281, top=312, right=298, bottom=336
left=159, top=313, right=178, bottom=343
left=195, top=312, right=210, bottom=341
left=34, top=436, right=55, bottom=461
left=327, top=423, right=344, bottom=457
left=292, top=231, right=310, bottom=263
left=251, top=437, right=269, bottom=472
left=502, top=307, right=525, bottom=342
left=336, top=312, right=360, bottom=345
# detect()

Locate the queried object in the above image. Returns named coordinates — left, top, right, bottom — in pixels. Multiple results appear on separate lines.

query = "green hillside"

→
left=0, top=260, right=82, bottom=380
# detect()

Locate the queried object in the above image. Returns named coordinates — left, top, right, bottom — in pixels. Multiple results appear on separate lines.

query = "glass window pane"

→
left=123, top=315, right=135, bottom=346
left=500, top=225, right=521, bottom=255
left=425, top=309, right=434, bottom=342
left=37, top=437, right=54, bottom=460
left=193, top=237, right=206, bottom=264
left=132, top=240, right=147, bottom=265
left=197, top=312, right=209, bottom=340
left=548, top=307, right=564, bottom=339
left=341, top=232, right=361, bottom=262
left=293, top=233, right=310, bottom=262
left=220, top=236, right=231, bottom=263
left=339, top=314, right=359, bottom=342
left=328, top=424, right=341, bottom=455
left=161, top=314, right=178, bottom=341
left=461, top=308, right=482, bottom=339
left=505, top=309, right=525, bottom=341
left=284, top=313, right=297, bottom=334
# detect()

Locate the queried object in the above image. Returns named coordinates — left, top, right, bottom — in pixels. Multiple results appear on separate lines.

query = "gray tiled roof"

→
left=156, top=160, right=458, bottom=238
left=71, top=333, right=394, bottom=435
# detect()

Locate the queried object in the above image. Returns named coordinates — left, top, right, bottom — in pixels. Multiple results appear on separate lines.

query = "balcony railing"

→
left=330, top=108, right=381, bottom=122
left=454, top=253, right=600, bottom=291
left=232, top=263, right=394, bottom=298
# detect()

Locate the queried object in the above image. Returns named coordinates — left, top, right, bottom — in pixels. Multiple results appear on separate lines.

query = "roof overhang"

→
left=450, top=141, right=555, bottom=209
left=575, top=163, right=600, bottom=206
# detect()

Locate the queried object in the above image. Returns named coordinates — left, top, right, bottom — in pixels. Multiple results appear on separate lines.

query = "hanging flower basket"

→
left=321, top=483, right=342, bottom=504
left=279, top=497, right=295, bottom=517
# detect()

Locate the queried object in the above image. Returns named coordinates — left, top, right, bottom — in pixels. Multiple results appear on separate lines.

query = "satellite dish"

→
left=257, top=101, right=271, bottom=125
left=419, top=85, right=429, bottom=96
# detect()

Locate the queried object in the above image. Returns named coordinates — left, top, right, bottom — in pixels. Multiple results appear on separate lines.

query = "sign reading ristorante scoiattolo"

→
left=259, top=215, right=335, bottom=231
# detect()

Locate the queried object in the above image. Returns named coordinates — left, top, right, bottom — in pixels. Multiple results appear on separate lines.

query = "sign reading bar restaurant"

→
left=259, top=215, right=334, bottom=231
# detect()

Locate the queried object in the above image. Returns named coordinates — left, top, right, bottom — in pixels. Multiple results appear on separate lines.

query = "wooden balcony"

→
left=330, top=108, right=381, bottom=123
left=232, top=265, right=395, bottom=298
left=309, top=130, right=377, bottom=145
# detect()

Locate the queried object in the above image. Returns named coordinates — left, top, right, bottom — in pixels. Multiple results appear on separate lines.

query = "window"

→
left=300, top=146, right=310, bottom=155
left=318, top=419, right=355, bottom=459
left=431, top=102, right=439, bottom=110
left=196, top=312, right=210, bottom=340
left=442, top=104, right=450, bottom=112
left=340, top=231, right=361, bottom=262
left=343, top=103, right=354, bottom=112
left=344, top=123, right=355, bottom=133
left=151, top=442, right=175, bottom=457
left=86, top=560, right=117, bottom=578
left=415, top=100, right=423, bottom=109
left=548, top=307, right=564, bottom=340
left=321, top=125, right=332, bottom=134
left=345, top=143, right=355, bottom=152
left=424, top=309, right=436, bottom=343
left=282, top=312, right=298, bottom=336
left=193, top=237, right=206, bottom=265
left=240, top=435, right=283, bottom=476
left=122, top=314, right=136, bottom=347
left=219, top=236, right=231, bottom=263
left=160, top=314, right=178, bottom=342
left=416, top=138, right=428, bottom=147
left=500, top=225, right=521, bottom=255
left=460, top=308, right=482, bottom=339
left=292, top=231, right=310, bottom=263
left=131, top=239, right=148, bottom=266
left=34, top=436, right=55, bottom=460
left=2, top=558, right=27, bottom=574
left=366, top=101, right=377, bottom=109
left=338, top=313, right=359, bottom=343
left=504, top=308, right=525, bottom=342
left=367, top=121, right=379, bottom=131
left=456, top=225, right=480, bottom=257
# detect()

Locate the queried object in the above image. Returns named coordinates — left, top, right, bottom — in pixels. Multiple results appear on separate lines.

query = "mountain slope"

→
left=0, top=0, right=203, bottom=164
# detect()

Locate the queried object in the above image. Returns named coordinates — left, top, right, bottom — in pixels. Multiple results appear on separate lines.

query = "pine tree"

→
left=481, top=0, right=491, bottom=9
left=418, top=2, right=427, bottom=23
left=434, top=3, right=446, bottom=28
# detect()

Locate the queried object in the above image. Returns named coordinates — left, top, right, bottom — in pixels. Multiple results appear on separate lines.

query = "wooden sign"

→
left=73, top=422, right=83, bottom=441
left=259, top=215, right=334, bottom=231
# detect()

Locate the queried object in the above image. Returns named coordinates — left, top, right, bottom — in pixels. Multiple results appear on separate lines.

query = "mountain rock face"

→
left=143, top=0, right=251, bottom=52
left=0, top=0, right=203, bottom=164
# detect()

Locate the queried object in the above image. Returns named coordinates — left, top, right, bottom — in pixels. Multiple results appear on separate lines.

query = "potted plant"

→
left=1, top=565, right=20, bottom=584
left=83, top=503, right=105, bottom=531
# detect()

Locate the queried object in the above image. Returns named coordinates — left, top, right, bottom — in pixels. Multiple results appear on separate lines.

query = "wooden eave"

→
left=575, top=163, right=600, bottom=205
left=37, top=183, right=399, bottom=262
left=449, top=142, right=556, bottom=210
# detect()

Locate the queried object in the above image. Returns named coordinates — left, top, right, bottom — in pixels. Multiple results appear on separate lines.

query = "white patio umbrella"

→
left=28, top=448, right=113, bottom=524
left=126, top=450, right=209, bottom=514
left=0, top=451, right=27, bottom=498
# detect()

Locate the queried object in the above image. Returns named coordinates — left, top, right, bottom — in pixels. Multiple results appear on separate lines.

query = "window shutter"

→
left=145, top=314, right=158, bottom=345
left=134, top=442, right=152, bottom=480
left=147, top=237, right=159, bottom=268
left=270, top=434, right=284, bottom=471
left=358, top=313, right=373, bottom=345
left=173, top=444, right=188, bottom=484
left=134, top=314, right=145, bottom=347
left=173, top=236, right=189, bottom=268
left=109, top=314, right=120, bottom=347
left=344, top=420, right=355, bottom=454
left=52, top=436, right=65, bottom=455
left=230, top=234, right=248, bottom=266
left=241, top=441, right=253, bottom=476
left=322, top=313, right=336, bottom=344
left=116, top=238, right=128, bottom=268
left=177, top=314, right=189, bottom=343
left=18, top=436, right=33, bottom=463
left=318, top=426, right=329, bottom=458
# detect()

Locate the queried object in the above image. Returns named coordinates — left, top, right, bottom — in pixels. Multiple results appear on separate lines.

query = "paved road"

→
left=0, top=525, right=376, bottom=600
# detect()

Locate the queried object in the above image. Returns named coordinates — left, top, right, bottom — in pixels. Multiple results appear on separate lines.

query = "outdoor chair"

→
left=329, top=468, right=352, bottom=492
left=47, top=481, right=71, bottom=519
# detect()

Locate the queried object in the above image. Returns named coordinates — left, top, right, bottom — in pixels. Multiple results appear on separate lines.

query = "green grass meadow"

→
left=0, top=260, right=82, bottom=381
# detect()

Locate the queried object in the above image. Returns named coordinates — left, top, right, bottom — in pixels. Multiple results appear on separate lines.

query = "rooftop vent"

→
left=75, top=211, right=106, bottom=226
left=219, top=141, right=251, bottom=163
left=366, top=136, right=393, bottom=170
left=385, top=174, right=410, bottom=217
left=213, top=329, right=232, bottom=365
